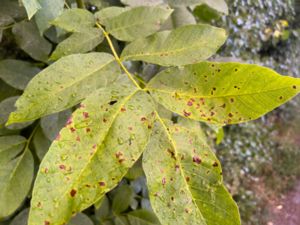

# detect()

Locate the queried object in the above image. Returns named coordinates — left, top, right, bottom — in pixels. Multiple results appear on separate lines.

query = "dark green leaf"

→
left=32, top=125, right=51, bottom=161
left=112, top=185, right=134, bottom=214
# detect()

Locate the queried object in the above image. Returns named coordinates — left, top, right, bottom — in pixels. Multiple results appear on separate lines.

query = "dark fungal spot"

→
left=293, top=85, right=297, bottom=89
left=193, top=156, right=202, bottom=164
left=86, top=128, right=91, bottom=133
left=220, top=103, right=226, bottom=108
left=212, top=162, right=218, bottom=167
left=99, top=181, right=106, bottom=187
left=118, top=159, right=125, bottom=163
left=70, top=127, right=76, bottom=133
left=183, top=110, right=191, bottom=117
left=228, top=113, right=233, bottom=117
left=171, top=196, right=174, bottom=201
left=211, top=64, right=215, bottom=67
left=103, top=118, right=107, bottom=123
left=217, top=69, right=221, bottom=72
left=279, top=96, right=283, bottom=100
left=148, top=125, right=152, bottom=129
left=185, top=208, right=190, bottom=213
left=70, top=189, right=77, bottom=197
left=230, top=98, right=235, bottom=103
left=109, top=100, right=117, bottom=105
left=210, top=112, right=215, bottom=116
left=167, top=148, right=176, bottom=160
left=235, top=68, right=238, bottom=72
left=186, top=177, right=190, bottom=182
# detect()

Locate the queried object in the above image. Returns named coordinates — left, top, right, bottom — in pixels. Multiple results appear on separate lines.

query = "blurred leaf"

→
left=50, top=28, right=104, bottom=60
left=10, top=208, right=29, bottom=225
left=20, top=0, right=41, bottom=19
left=121, top=24, right=226, bottom=66
left=51, top=9, right=96, bottom=33
left=41, top=109, right=72, bottom=141
left=7, top=53, right=119, bottom=125
left=143, top=121, right=240, bottom=225
left=125, top=159, right=144, bottom=180
left=32, top=125, right=51, bottom=161
left=121, top=0, right=164, bottom=6
left=170, top=6, right=196, bottom=28
left=68, top=213, right=94, bottom=225
left=0, top=0, right=26, bottom=20
left=148, top=62, right=300, bottom=125
left=95, top=195, right=111, bottom=221
left=126, top=210, right=161, bottom=225
left=35, top=0, right=65, bottom=34
left=0, top=60, right=40, bottom=90
left=28, top=84, right=155, bottom=225
left=0, top=135, right=34, bottom=219
left=0, top=96, right=34, bottom=130
left=100, top=6, right=173, bottom=42
left=12, top=20, right=52, bottom=62
left=193, top=4, right=221, bottom=23
left=0, top=80, right=21, bottom=102
left=112, top=185, right=134, bottom=214
left=215, top=126, right=224, bottom=144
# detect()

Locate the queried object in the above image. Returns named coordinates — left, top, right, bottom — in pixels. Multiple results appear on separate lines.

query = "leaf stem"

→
left=76, top=0, right=85, bottom=9
left=96, top=22, right=141, bottom=89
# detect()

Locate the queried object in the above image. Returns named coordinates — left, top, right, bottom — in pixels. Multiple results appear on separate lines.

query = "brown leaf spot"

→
left=109, top=100, right=117, bottom=105
left=83, top=112, right=89, bottom=119
left=228, top=113, right=233, bottom=117
left=70, top=127, right=76, bottom=133
left=59, top=165, right=66, bottom=170
left=186, top=177, right=190, bottom=182
left=76, top=136, right=80, bottom=142
left=86, top=128, right=91, bottom=133
left=115, top=151, right=123, bottom=159
left=140, top=117, right=147, bottom=121
left=220, top=103, right=226, bottom=108
left=167, top=148, right=176, bottom=160
left=183, top=110, right=191, bottom=117
left=193, top=156, right=202, bottom=164
left=118, top=159, right=125, bottom=163
left=121, top=107, right=126, bottom=112
left=230, top=98, right=235, bottom=103
left=102, top=118, right=107, bottom=123
left=99, top=181, right=106, bottom=187
left=44, top=221, right=50, bottom=225
left=187, top=101, right=193, bottom=106
left=70, top=189, right=77, bottom=197
left=212, top=162, right=219, bottom=167
left=162, top=177, right=166, bottom=185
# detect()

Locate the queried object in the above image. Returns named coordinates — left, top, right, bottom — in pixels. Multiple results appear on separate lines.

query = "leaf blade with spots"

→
left=120, top=24, right=227, bottom=66
left=7, top=52, right=120, bottom=125
left=100, top=6, right=173, bottom=42
left=147, top=62, right=300, bottom=125
left=28, top=84, right=156, bottom=225
left=143, top=119, right=240, bottom=225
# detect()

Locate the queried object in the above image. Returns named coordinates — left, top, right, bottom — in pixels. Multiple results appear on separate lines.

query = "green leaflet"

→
left=121, top=24, right=227, bottom=66
left=32, top=125, right=51, bottom=161
left=51, top=8, right=96, bottom=33
left=0, top=135, right=34, bottom=218
left=143, top=119, right=240, bottom=225
left=20, top=0, right=41, bottom=19
left=7, top=53, right=119, bottom=125
left=28, top=84, right=156, bottom=225
left=100, top=6, right=173, bottom=42
left=95, top=7, right=129, bottom=25
left=147, top=62, right=300, bottom=125
left=0, top=59, right=40, bottom=90
left=50, top=29, right=104, bottom=60
left=12, top=20, right=52, bottom=62
left=35, top=0, right=65, bottom=34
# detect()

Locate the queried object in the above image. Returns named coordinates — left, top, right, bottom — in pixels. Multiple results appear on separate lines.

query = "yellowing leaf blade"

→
left=147, top=62, right=300, bottom=125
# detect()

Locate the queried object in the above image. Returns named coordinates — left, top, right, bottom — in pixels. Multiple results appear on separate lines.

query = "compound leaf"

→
left=50, top=29, right=104, bottom=60
left=121, top=0, right=164, bottom=6
left=28, top=84, right=155, bottom=225
left=0, top=59, right=40, bottom=90
left=95, top=7, right=129, bottom=25
left=0, top=135, right=34, bottom=218
left=7, top=53, right=120, bottom=125
left=147, top=62, right=300, bottom=125
left=143, top=119, right=240, bottom=225
left=121, top=24, right=226, bottom=66
left=51, top=8, right=96, bottom=33
left=100, top=6, right=173, bottom=42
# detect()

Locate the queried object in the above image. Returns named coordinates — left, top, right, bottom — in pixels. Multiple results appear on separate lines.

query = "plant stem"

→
left=76, top=0, right=85, bottom=9
left=96, top=22, right=141, bottom=89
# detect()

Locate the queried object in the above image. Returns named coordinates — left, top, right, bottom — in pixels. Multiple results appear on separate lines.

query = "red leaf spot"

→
left=92, top=144, right=97, bottom=149
left=44, top=221, right=50, bottom=225
left=99, top=181, right=106, bottom=187
left=162, top=177, right=166, bottom=185
left=70, top=189, right=77, bottom=197
left=83, top=112, right=89, bottom=119
left=59, top=165, right=66, bottom=170
left=70, top=127, right=76, bottom=133
left=187, top=101, right=193, bottom=106
left=183, top=110, right=191, bottom=117
left=76, top=136, right=81, bottom=142
left=193, top=156, right=202, bottom=164
left=66, top=117, right=73, bottom=125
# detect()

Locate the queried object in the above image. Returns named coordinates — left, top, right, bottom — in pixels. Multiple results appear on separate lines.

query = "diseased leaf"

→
left=147, top=62, right=300, bottom=125
left=100, top=6, right=173, bottom=42
left=12, top=20, right=52, bottom=62
left=0, top=60, right=40, bottom=90
left=0, top=135, right=34, bottom=218
left=143, top=119, right=240, bottom=225
left=50, top=28, right=104, bottom=60
left=0, top=96, right=33, bottom=130
left=28, top=84, right=155, bottom=225
left=41, top=109, right=72, bottom=141
left=121, top=0, right=164, bottom=6
left=7, top=53, right=120, bottom=125
left=35, top=0, right=65, bottom=34
left=51, top=9, right=96, bottom=33
left=20, top=0, right=41, bottom=19
left=121, top=24, right=226, bottom=66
